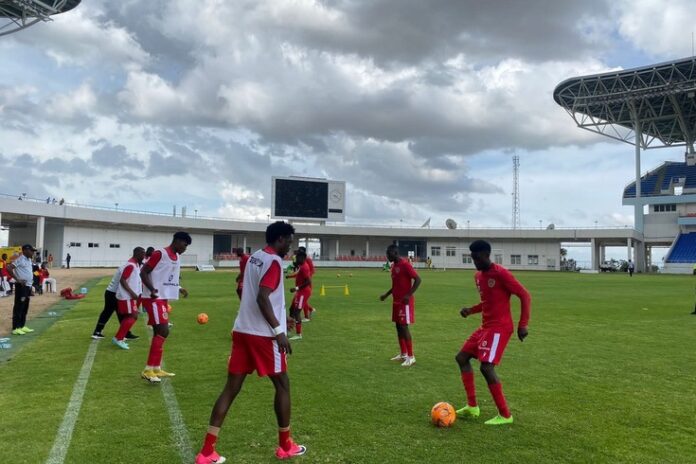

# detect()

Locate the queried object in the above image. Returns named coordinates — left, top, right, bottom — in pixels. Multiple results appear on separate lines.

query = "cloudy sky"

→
left=1, top=0, right=694, bottom=243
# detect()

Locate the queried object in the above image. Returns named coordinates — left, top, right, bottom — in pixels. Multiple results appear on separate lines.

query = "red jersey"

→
left=145, top=246, right=177, bottom=270
left=470, top=263, right=531, bottom=331
left=305, top=256, right=315, bottom=276
left=237, top=254, right=250, bottom=288
left=391, top=258, right=418, bottom=300
left=294, top=262, right=311, bottom=290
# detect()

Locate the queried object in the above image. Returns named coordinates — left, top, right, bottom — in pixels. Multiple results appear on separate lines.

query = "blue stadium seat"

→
left=624, top=162, right=696, bottom=198
left=666, top=232, right=696, bottom=263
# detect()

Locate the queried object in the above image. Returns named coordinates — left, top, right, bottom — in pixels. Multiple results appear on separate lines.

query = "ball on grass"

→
left=197, top=313, right=209, bottom=324
left=431, top=402, right=456, bottom=427
left=336, top=273, right=341, bottom=278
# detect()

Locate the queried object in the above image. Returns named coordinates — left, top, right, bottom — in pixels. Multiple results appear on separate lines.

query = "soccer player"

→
left=380, top=244, right=421, bottom=367
left=140, top=232, right=191, bottom=383
left=92, top=259, right=139, bottom=340
left=195, top=221, right=306, bottom=464
left=297, top=246, right=316, bottom=320
left=112, top=247, right=146, bottom=350
left=235, top=247, right=249, bottom=300
left=455, top=240, right=531, bottom=426
left=286, top=250, right=312, bottom=341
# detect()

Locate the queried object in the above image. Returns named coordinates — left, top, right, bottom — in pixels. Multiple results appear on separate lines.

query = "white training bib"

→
left=115, top=260, right=142, bottom=301
left=142, top=247, right=181, bottom=300
left=234, top=248, right=286, bottom=337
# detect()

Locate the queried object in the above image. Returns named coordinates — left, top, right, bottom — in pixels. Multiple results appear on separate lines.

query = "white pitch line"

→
left=160, top=368, right=195, bottom=463
left=45, top=340, right=99, bottom=464
left=143, top=319, right=195, bottom=463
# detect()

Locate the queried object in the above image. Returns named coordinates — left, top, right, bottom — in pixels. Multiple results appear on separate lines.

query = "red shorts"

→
left=461, top=327, right=512, bottom=365
left=292, top=290, right=311, bottom=310
left=142, top=298, right=169, bottom=326
left=228, top=331, right=287, bottom=377
left=117, top=299, right=139, bottom=316
left=392, top=300, right=415, bottom=325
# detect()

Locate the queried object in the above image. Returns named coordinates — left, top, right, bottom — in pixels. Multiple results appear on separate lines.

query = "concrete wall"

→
left=644, top=212, right=679, bottom=241
left=61, top=225, right=214, bottom=267
left=427, top=240, right=560, bottom=270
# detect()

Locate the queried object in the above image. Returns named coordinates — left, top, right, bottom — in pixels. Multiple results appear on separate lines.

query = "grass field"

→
left=1, top=268, right=695, bottom=464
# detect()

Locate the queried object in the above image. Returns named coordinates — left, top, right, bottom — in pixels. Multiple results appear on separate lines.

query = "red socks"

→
left=147, top=335, right=166, bottom=367
left=115, top=316, right=136, bottom=341
left=461, top=371, right=477, bottom=406
left=488, top=382, right=511, bottom=418
left=279, top=428, right=291, bottom=451
left=303, top=307, right=310, bottom=319
left=296, top=321, right=302, bottom=335
left=398, top=337, right=407, bottom=355
left=201, top=432, right=218, bottom=456
left=405, top=339, right=413, bottom=357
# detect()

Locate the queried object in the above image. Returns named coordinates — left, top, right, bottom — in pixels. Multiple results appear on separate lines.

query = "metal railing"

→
left=2, top=192, right=635, bottom=231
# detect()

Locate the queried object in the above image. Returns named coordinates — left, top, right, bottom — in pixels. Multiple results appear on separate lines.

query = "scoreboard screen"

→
left=272, top=177, right=345, bottom=222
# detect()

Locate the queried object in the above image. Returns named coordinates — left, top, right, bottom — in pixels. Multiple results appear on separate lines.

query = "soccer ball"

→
left=197, top=313, right=209, bottom=324
left=431, top=402, right=456, bottom=427
left=336, top=273, right=341, bottom=278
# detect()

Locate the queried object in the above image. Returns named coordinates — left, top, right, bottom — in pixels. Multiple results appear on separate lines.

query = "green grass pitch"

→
left=0, top=269, right=694, bottom=463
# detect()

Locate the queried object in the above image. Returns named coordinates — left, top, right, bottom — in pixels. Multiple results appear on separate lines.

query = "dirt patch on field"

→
left=0, top=268, right=113, bottom=336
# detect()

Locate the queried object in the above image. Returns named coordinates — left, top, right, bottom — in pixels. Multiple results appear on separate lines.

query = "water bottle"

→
left=0, top=338, right=11, bottom=349
left=80, top=287, right=88, bottom=294
left=48, top=311, right=57, bottom=316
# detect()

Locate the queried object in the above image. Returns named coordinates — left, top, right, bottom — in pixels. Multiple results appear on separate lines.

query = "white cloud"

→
left=616, top=0, right=696, bottom=58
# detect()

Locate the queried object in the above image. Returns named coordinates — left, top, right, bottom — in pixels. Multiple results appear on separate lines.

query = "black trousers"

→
left=92, top=290, right=125, bottom=335
left=12, top=283, right=31, bottom=330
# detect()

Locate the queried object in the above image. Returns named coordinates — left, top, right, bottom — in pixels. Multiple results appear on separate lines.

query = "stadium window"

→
left=494, top=254, right=503, bottom=264
left=511, top=255, right=521, bottom=265
left=109, top=243, right=120, bottom=248
left=462, top=255, right=473, bottom=264
left=70, top=242, right=81, bottom=247
left=653, top=205, right=659, bottom=212
left=88, top=242, right=99, bottom=248
left=446, top=246, right=456, bottom=257
left=431, top=246, right=441, bottom=256
left=528, top=255, right=539, bottom=265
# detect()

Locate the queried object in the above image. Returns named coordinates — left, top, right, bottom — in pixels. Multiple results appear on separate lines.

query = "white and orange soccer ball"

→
left=197, top=313, right=209, bottom=325
left=431, top=402, right=456, bottom=427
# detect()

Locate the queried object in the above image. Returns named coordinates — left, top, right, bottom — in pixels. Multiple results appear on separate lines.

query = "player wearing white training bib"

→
left=140, top=231, right=191, bottom=384
left=196, top=221, right=307, bottom=464
left=112, top=247, right=145, bottom=349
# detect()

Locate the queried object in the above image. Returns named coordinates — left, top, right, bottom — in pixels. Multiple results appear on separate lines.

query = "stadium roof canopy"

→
left=554, top=57, right=696, bottom=150
left=0, top=0, right=81, bottom=37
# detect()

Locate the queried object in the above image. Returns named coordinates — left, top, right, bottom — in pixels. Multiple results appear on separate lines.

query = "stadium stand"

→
left=624, top=161, right=696, bottom=198
left=666, top=232, right=696, bottom=263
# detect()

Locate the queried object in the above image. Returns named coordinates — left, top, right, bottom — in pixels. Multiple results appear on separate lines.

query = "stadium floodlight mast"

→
left=0, top=0, right=81, bottom=37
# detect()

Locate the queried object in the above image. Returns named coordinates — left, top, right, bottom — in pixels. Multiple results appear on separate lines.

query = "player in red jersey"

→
left=297, top=246, right=316, bottom=320
left=286, top=250, right=312, bottom=341
left=235, top=248, right=250, bottom=300
left=139, top=232, right=191, bottom=383
left=380, top=244, right=421, bottom=367
left=456, top=240, right=531, bottom=425
left=195, top=221, right=306, bottom=464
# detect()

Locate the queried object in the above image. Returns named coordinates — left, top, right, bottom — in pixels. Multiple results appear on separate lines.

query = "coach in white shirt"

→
left=7, top=244, right=37, bottom=335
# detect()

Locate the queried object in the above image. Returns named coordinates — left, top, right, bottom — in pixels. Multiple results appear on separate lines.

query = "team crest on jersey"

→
left=488, top=278, right=496, bottom=288
left=395, top=267, right=400, bottom=274
left=481, top=340, right=488, bottom=347
left=168, top=274, right=174, bottom=282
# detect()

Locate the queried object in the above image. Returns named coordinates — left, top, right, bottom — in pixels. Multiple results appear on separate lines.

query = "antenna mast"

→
left=512, top=154, right=521, bottom=229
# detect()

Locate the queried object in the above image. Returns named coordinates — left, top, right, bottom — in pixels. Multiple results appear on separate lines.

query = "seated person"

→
left=41, top=264, right=57, bottom=293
